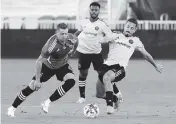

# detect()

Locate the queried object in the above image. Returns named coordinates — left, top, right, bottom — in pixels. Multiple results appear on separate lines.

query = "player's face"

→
left=89, top=6, right=100, bottom=19
left=123, top=21, right=137, bottom=37
left=56, top=28, right=68, bottom=42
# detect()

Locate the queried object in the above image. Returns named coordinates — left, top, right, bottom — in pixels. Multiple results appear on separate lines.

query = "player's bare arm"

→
left=67, top=34, right=79, bottom=56
left=34, top=41, right=50, bottom=90
left=74, top=30, right=82, bottom=37
left=69, top=39, right=79, bottom=56
left=137, top=47, right=163, bottom=73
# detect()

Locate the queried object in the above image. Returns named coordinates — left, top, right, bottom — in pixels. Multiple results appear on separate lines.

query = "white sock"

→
left=45, top=99, right=51, bottom=104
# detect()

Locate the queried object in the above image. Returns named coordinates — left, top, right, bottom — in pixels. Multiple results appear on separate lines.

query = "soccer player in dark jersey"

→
left=7, top=23, right=78, bottom=117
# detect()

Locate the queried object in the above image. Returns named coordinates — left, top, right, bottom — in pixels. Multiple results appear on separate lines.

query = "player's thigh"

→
left=103, top=70, right=116, bottom=83
left=92, top=53, right=104, bottom=71
left=78, top=52, right=91, bottom=70
left=113, top=69, right=126, bottom=82
left=32, top=63, right=55, bottom=83
left=99, top=64, right=125, bottom=83
left=55, top=64, right=75, bottom=81
left=111, top=65, right=126, bottom=82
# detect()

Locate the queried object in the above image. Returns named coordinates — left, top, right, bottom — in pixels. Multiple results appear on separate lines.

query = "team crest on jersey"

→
left=129, top=39, right=134, bottom=44
left=95, top=26, right=99, bottom=31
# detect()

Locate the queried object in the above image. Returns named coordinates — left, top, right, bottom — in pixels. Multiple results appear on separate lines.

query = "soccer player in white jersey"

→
left=97, top=18, right=163, bottom=114
left=74, top=2, right=120, bottom=103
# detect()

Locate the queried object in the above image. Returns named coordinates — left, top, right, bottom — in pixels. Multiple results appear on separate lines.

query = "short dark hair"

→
left=90, top=2, right=100, bottom=8
left=57, top=23, right=68, bottom=29
left=127, top=18, right=138, bottom=26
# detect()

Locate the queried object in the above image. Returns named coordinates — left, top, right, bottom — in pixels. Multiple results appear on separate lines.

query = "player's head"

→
left=123, top=18, right=138, bottom=37
left=55, top=23, right=68, bottom=41
left=89, top=2, right=100, bottom=19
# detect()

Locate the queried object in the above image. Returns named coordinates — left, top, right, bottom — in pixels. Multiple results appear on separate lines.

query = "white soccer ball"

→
left=83, top=103, right=100, bottom=118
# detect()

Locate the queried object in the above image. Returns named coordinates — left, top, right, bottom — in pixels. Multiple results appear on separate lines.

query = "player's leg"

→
left=95, top=78, right=122, bottom=99
left=77, top=52, right=91, bottom=103
left=41, top=64, right=76, bottom=113
left=102, top=70, right=116, bottom=114
left=92, top=53, right=105, bottom=98
left=102, top=65, right=125, bottom=114
left=7, top=64, right=55, bottom=117
left=92, top=53, right=121, bottom=99
left=95, top=78, right=105, bottom=98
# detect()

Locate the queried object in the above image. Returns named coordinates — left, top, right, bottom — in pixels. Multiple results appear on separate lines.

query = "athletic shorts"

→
left=32, top=63, right=74, bottom=82
left=99, top=64, right=126, bottom=83
left=77, top=52, right=104, bottom=71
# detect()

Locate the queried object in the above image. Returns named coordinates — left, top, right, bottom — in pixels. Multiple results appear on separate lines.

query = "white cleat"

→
left=41, top=100, right=50, bottom=113
left=76, top=97, right=86, bottom=103
left=7, top=106, right=16, bottom=117
left=107, top=106, right=114, bottom=115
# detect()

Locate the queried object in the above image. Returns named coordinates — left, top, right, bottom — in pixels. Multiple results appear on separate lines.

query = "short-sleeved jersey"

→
left=77, top=18, right=114, bottom=54
left=104, top=33, right=144, bottom=68
left=41, top=33, right=78, bottom=69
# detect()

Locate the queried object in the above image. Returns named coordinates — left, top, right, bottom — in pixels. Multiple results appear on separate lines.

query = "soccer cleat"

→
left=7, top=106, right=16, bottom=117
left=41, top=101, right=50, bottom=113
left=106, top=105, right=114, bottom=115
left=76, top=97, right=86, bottom=103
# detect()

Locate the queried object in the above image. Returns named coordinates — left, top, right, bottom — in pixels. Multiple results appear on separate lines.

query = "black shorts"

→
left=78, top=52, right=104, bottom=71
left=32, top=63, right=74, bottom=82
left=99, top=64, right=126, bottom=83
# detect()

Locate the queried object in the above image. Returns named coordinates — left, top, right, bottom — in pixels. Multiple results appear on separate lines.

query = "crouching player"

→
left=97, top=18, right=163, bottom=114
left=7, top=23, right=78, bottom=117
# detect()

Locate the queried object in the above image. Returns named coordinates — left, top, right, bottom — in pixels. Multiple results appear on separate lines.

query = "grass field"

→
left=1, top=59, right=176, bottom=124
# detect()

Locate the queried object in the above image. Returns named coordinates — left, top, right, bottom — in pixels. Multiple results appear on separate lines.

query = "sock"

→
left=113, top=94, right=118, bottom=103
left=106, top=91, right=113, bottom=106
left=50, top=79, right=75, bottom=102
left=113, top=83, right=119, bottom=94
left=78, top=77, right=86, bottom=98
left=12, top=86, right=34, bottom=108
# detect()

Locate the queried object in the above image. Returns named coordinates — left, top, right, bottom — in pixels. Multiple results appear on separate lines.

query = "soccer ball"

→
left=83, top=103, right=100, bottom=118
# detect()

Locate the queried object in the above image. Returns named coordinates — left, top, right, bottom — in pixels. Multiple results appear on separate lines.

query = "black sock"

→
left=106, top=91, right=113, bottom=106
left=113, top=83, right=119, bottom=94
left=113, top=94, right=118, bottom=103
left=50, top=79, right=75, bottom=102
left=12, top=86, right=34, bottom=108
left=78, top=77, right=86, bottom=98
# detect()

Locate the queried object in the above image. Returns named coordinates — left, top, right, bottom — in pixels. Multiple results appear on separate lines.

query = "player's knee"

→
left=28, top=80, right=36, bottom=90
left=103, top=74, right=111, bottom=84
left=103, top=71, right=115, bottom=83
left=63, top=73, right=75, bottom=81
left=79, top=70, right=88, bottom=78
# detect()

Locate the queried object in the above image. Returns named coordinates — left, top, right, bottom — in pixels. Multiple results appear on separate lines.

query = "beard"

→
left=90, top=14, right=98, bottom=19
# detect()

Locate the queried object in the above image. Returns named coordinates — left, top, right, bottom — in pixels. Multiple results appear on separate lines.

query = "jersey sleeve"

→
left=77, top=19, right=84, bottom=31
left=101, top=21, right=118, bottom=41
left=41, top=35, right=57, bottom=58
left=135, top=37, right=145, bottom=51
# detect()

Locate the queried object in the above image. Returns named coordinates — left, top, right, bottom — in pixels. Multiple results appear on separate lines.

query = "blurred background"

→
left=1, top=0, right=176, bottom=59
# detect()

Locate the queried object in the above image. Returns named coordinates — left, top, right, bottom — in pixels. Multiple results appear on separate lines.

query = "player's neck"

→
left=57, top=39, right=65, bottom=45
left=89, top=17, right=99, bottom=22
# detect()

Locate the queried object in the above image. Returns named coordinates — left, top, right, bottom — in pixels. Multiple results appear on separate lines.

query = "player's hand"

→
left=68, top=50, right=75, bottom=57
left=34, top=80, right=41, bottom=91
left=155, top=64, right=164, bottom=73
